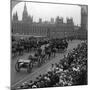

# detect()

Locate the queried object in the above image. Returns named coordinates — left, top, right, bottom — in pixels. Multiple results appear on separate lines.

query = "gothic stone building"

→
left=12, top=3, right=76, bottom=39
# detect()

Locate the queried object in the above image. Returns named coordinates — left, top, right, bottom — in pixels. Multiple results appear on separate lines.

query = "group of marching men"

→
left=12, top=36, right=68, bottom=59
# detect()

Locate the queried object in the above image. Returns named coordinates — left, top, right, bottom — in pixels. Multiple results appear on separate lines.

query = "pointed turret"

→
left=13, top=11, right=18, bottom=22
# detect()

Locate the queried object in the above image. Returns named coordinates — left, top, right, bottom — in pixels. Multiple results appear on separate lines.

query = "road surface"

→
left=11, top=40, right=82, bottom=89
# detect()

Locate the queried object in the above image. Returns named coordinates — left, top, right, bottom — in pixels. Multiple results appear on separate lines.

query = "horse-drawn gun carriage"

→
left=15, top=59, right=33, bottom=73
left=15, top=51, right=47, bottom=73
left=14, top=38, right=68, bottom=73
left=15, top=46, right=51, bottom=73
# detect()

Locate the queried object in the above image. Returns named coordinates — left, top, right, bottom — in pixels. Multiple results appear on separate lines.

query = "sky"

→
left=12, top=1, right=81, bottom=26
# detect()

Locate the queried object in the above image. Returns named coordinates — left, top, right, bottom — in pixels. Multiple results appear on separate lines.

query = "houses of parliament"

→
left=12, top=3, right=87, bottom=39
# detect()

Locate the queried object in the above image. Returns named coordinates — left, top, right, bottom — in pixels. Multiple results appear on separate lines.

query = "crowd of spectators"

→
left=15, top=41, right=87, bottom=89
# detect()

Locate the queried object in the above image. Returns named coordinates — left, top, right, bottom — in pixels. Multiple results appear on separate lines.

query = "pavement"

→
left=11, top=40, right=82, bottom=89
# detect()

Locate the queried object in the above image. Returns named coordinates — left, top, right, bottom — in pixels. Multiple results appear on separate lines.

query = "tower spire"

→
left=24, top=2, right=27, bottom=12
left=22, top=2, right=28, bottom=22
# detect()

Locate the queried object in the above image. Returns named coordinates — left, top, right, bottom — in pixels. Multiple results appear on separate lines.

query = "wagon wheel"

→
left=43, top=55, right=47, bottom=63
left=46, top=54, right=49, bottom=61
left=46, top=54, right=49, bottom=60
left=27, top=63, right=32, bottom=73
left=38, top=57, right=41, bottom=67
left=15, top=62, right=20, bottom=72
left=43, top=55, right=46, bottom=63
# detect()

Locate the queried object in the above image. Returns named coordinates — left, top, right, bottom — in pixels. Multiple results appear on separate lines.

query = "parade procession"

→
left=11, top=0, right=88, bottom=90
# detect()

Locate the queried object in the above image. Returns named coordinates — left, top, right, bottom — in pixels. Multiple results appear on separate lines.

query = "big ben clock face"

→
left=81, top=5, right=88, bottom=14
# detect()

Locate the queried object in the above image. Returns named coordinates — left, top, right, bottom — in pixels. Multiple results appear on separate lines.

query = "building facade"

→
left=12, top=3, right=77, bottom=39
